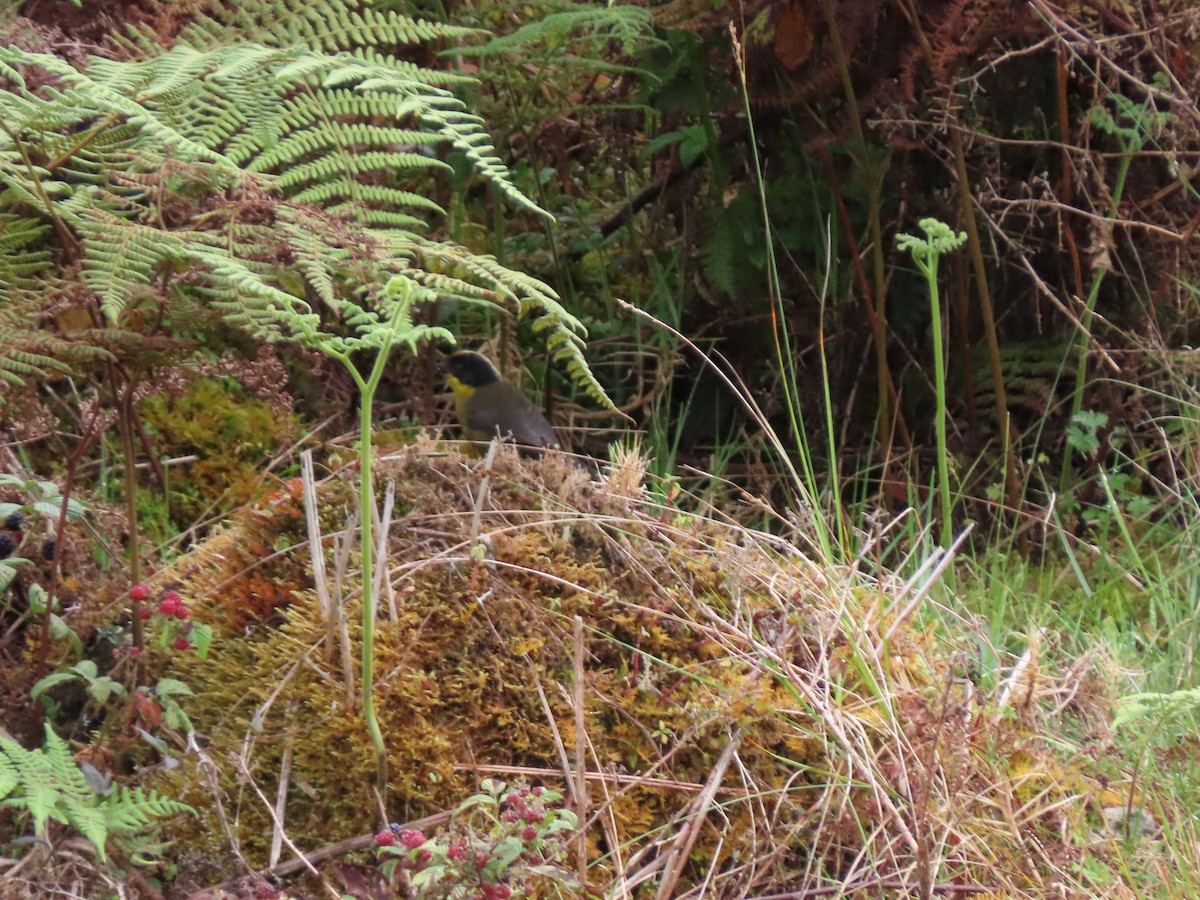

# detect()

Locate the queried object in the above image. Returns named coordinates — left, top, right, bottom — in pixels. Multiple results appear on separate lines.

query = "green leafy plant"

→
left=0, top=474, right=90, bottom=667
left=15, top=582, right=84, bottom=660
left=1058, top=77, right=1171, bottom=490
left=896, top=217, right=967, bottom=547
left=32, top=660, right=125, bottom=709
left=0, top=554, right=30, bottom=596
left=283, top=273, right=451, bottom=789
left=373, top=778, right=579, bottom=899
left=1114, top=686, right=1200, bottom=730
left=0, top=723, right=193, bottom=863
left=1066, top=409, right=1108, bottom=458
left=0, top=474, right=88, bottom=526
left=2, top=8, right=614, bottom=794
left=31, top=585, right=206, bottom=740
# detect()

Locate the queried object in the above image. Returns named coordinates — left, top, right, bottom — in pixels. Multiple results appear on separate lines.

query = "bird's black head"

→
left=446, top=351, right=501, bottom=388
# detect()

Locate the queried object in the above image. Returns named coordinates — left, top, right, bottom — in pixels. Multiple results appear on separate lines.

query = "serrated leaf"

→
left=190, top=622, right=213, bottom=659
left=31, top=671, right=78, bottom=701
left=73, top=660, right=99, bottom=680
left=87, top=677, right=124, bottom=706
left=153, top=678, right=194, bottom=698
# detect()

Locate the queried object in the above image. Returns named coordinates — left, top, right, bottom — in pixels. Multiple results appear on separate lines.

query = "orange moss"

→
left=153, top=445, right=1119, bottom=895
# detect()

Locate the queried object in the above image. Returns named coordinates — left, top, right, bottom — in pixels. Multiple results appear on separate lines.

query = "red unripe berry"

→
left=171, top=636, right=190, bottom=651
left=159, top=598, right=179, bottom=615
left=521, top=826, right=537, bottom=842
left=447, top=840, right=467, bottom=861
left=161, top=589, right=183, bottom=605
left=398, top=828, right=426, bottom=849
left=130, top=584, right=150, bottom=602
left=373, top=829, right=396, bottom=846
left=175, top=605, right=192, bottom=620
left=137, top=606, right=154, bottom=620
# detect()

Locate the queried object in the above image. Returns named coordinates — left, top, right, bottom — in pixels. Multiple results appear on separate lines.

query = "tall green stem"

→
left=927, top=260, right=951, bottom=549
left=342, top=335, right=399, bottom=794
left=1059, top=151, right=1133, bottom=492
left=1058, top=89, right=1164, bottom=491
left=897, top=219, right=966, bottom=548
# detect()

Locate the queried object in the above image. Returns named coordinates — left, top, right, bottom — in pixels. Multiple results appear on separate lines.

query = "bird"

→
left=443, top=351, right=558, bottom=452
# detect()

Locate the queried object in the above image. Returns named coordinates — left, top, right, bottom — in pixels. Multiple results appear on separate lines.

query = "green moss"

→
left=139, top=378, right=290, bottom=530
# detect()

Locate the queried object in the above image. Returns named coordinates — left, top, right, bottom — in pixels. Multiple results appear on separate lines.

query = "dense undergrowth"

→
left=2, top=0, right=1200, bottom=897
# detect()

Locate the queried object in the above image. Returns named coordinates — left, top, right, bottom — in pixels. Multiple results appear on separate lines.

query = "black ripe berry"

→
left=3, top=511, right=23, bottom=531
left=41, top=538, right=56, bottom=561
left=0, top=533, right=14, bottom=560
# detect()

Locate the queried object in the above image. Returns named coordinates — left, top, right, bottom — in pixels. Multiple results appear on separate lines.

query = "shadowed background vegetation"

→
left=2, top=0, right=1200, bottom=896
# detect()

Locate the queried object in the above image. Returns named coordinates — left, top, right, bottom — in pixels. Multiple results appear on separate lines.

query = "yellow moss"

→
left=150, top=445, right=1119, bottom=895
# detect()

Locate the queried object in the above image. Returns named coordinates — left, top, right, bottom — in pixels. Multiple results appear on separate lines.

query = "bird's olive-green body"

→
left=445, top=351, right=557, bottom=450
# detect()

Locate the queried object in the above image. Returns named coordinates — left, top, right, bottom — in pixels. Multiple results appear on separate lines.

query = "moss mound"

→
left=159, top=443, right=1123, bottom=896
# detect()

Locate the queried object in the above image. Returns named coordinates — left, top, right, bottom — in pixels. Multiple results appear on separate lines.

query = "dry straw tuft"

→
left=161, top=443, right=1128, bottom=896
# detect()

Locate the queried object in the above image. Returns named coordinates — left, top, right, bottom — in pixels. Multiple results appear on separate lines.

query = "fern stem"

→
left=0, top=119, right=78, bottom=254
left=1059, top=133, right=1136, bottom=492
left=344, top=334, right=399, bottom=796
left=925, top=254, right=952, bottom=549
left=323, top=339, right=390, bottom=795
left=897, top=221, right=964, bottom=549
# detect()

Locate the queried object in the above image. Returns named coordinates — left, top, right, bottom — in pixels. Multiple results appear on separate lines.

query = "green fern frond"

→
left=346, top=47, right=473, bottom=86
left=103, top=785, right=193, bottom=833
left=1, top=15, right=611, bottom=410
left=182, top=0, right=480, bottom=54
left=0, top=726, right=194, bottom=863
left=0, top=348, right=66, bottom=386
left=0, top=252, right=72, bottom=384
left=404, top=239, right=613, bottom=409
left=0, top=732, right=61, bottom=837
left=0, top=727, right=100, bottom=853
left=0, top=215, right=51, bottom=252
left=252, top=125, right=443, bottom=174
left=292, top=10, right=477, bottom=52
left=699, top=209, right=748, bottom=298
left=0, top=745, right=16, bottom=798
left=306, top=184, right=442, bottom=215
left=276, top=150, right=451, bottom=189
left=193, top=248, right=323, bottom=340
left=275, top=87, right=407, bottom=124
left=78, top=212, right=190, bottom=322
left=455, top=6, right=656, bottom=58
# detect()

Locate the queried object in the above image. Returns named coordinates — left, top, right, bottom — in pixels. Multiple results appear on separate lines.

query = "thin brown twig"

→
left=234, top=752, right=342, bottom=900
left=189, top=810, right=455, bottom=895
